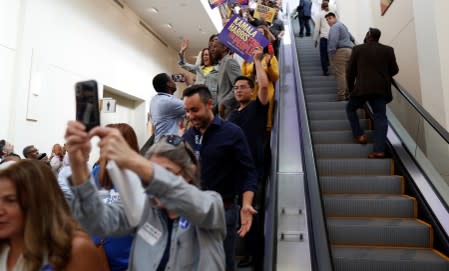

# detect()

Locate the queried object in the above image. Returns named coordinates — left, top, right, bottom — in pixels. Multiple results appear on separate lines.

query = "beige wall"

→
left=336, top=0, right=449, bottom=129
left=0, top=0, right=179, bottom=163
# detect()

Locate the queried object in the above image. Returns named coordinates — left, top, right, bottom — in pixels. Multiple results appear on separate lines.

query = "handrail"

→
left=288, top=12, right=334, bottom=271
left=392, top=79, right=449, bottom=144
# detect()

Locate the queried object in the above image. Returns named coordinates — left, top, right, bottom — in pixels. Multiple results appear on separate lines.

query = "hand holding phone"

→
left=171, top=73, right=185, bottom=83
left=75, top=80, right=100, bottom=131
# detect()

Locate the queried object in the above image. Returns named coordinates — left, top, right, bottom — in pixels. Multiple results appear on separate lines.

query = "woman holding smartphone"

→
left=64, top=121, right=226, bottom=270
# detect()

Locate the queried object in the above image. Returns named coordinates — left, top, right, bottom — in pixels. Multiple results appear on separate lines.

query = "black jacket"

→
left=346, top=41, right=399, bottom=102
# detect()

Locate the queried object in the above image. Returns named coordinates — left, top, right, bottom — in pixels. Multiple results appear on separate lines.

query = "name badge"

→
left=137, top=222, right=162, bottom=246
left=179, top=217, right=190, bottom=230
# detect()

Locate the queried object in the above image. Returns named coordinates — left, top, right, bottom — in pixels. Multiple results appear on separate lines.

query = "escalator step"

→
left=327, top=217, right=432, bottom=247
left=303, top=80, right=337, bottom=88
left=307, top=101, right=347, bottom=110
left=309, top=110, right=365, bottom=121
left=304, top=86, right=337, bottom=95
left=306, top=93, right=338, bottom=102
left=301, top=75, right=336, bottom=83
left=323, top=194, right=417, bottom=217
left=314, top=143, right=372, bottom=158
left=310, top=119, right=369, bottom=131
left=312, top=130, right=374, bottom=144
left=332, top=246, right=449, bottom=271
left=317, top=158, right=392, bottom=175
left=320, top=175, right=403, bottom=194
left=301, top=70, right=329, bottom=77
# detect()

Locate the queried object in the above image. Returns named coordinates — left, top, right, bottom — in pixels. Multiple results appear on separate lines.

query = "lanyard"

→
left=193, top=130, right=203, bottom=161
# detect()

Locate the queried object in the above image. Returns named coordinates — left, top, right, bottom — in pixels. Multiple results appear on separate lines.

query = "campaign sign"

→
left=253, top=4, right=276, bottom=23
left=218, top=15, right=269, bottom=62
left=209, top=0, right=227, bottom=9
left=229, top=0, right=249, bottom=5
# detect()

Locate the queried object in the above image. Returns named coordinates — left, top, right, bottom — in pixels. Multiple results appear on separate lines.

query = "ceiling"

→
left=123, top=0, right=221, bottom=57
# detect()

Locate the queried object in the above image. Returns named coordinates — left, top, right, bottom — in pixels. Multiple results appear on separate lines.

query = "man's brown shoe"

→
left=356, top=135, right=368, bottom=144
left=368, top=152, right=385, bottom=159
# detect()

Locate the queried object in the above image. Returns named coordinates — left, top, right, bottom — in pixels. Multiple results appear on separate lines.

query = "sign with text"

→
left=218, top=15, right=269, bottom=62
left=208, top=0, right=227, bottom=9
left=253, top=4, right=276, bottom=23
left=229, top=0, right=249, bottom=5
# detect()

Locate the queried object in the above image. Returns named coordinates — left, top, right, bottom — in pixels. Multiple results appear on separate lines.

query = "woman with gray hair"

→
left=64, top=120, right=226, bottom=271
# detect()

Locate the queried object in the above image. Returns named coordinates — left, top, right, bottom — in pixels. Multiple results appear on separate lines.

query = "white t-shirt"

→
left=0, top=246, right=25, bottom=271
left=0, top=245, right=50, bottom=271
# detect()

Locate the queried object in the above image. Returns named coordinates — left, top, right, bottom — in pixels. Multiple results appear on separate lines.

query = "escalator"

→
left=295, top=35, right=449, bottom=270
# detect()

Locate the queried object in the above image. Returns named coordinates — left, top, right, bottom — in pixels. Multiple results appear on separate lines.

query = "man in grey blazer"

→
left=346, top=28, right=399, bottom=159
left=210, top=38, right=241, bottom=119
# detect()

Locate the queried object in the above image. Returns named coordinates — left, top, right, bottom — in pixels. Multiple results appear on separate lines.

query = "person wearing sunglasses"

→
left=64, top=122, right=226, bottom=271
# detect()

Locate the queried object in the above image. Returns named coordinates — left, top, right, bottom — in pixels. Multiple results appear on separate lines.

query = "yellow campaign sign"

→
left=253, top=4, right=276, bottom=23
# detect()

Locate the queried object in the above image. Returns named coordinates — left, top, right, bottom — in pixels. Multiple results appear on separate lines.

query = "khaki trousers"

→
left=330, top=48, right=352, bottom=99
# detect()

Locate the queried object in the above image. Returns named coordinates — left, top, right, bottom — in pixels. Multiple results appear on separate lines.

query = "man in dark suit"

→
left=346, top=28, right=399, bottom=158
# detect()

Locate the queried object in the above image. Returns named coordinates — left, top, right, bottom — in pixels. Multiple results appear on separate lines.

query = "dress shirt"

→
left=327, top=21, right=354, bottom=56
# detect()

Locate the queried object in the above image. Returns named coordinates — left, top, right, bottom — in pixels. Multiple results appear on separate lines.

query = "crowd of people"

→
left=0, top=0, right=399, bottom=270
left=1, top=1, right=282, bottom=270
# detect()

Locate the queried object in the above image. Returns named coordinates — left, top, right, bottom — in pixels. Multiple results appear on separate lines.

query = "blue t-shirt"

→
left=92, top=164, right=133, bottom=271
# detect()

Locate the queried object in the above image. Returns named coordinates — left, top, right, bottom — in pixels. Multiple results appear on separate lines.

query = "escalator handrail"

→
left=287, top=13, right=334, bottom=271
left=392, top=79, right=449, bottom=144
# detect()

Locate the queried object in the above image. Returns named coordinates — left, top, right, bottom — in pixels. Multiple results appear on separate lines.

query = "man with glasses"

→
left=228, top=47, right=269, bottom=269
left=182, top=84, right=257, bottom=271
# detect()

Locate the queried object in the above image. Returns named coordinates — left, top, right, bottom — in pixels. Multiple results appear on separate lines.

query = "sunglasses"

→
left=159, top=134, right=197, bottom=164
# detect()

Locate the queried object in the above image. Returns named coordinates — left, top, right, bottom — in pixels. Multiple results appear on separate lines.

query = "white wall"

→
left=0, top=0, right=21, bottom=141
left=1, top=0, right=179, bottom=162
left=337, top=0, right=449, bottom=129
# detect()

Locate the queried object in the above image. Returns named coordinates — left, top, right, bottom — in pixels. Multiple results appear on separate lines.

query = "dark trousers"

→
left=224, top=205, right=239, bottom=271
left=346, top=96, right=388, bottom=152
left=319, top=38, right=329, bottom=73
left=299, top=16, right=311, bottom=36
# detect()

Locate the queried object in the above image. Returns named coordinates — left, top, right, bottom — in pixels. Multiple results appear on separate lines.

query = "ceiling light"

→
left=166, top=23, right=173, bottom=29
left=148, top=7, right=158, bottom=13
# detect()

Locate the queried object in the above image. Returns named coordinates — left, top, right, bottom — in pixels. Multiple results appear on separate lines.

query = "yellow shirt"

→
left=202, top=66, right=213, bottom=76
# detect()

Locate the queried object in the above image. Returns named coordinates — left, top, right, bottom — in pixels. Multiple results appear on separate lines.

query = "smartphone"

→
left=171, top=73, right=185, bottom=83
left=75, top=80, right=100, bottom=131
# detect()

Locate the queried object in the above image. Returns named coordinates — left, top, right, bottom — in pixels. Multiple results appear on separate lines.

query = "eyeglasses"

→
left=160, top=134, right=197, bottom=165
left=233, top=85, right=251, bottom=91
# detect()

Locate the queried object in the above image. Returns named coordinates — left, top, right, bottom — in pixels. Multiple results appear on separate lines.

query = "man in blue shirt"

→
left=326, top=12, right=354, bottom=101
left=183, top=85, right=258, bottom=271
left=149, top=73, right=185, bottom=143
left=297, top=0, right=312, bottom=37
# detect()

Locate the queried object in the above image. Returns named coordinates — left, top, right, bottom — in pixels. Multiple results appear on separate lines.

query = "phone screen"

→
left=75, top=80, right=100, bottom=131
left=171, top=73, right=185, bottom=83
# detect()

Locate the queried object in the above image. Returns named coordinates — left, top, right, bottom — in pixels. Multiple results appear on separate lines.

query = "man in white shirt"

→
left=313, top=2, right=332, bottom=76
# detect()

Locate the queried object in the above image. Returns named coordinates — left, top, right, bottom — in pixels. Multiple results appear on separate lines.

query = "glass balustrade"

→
left=387, top=85, right=449, bottom=205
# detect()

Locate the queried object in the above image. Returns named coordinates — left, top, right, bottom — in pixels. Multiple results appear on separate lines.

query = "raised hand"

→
left=180, top=39, right=190, bottom=54
left=64, top=120, right=92, bottom=184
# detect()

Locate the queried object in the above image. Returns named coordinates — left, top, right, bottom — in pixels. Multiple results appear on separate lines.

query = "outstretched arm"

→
left=253, top=47, right=269, bottom=105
